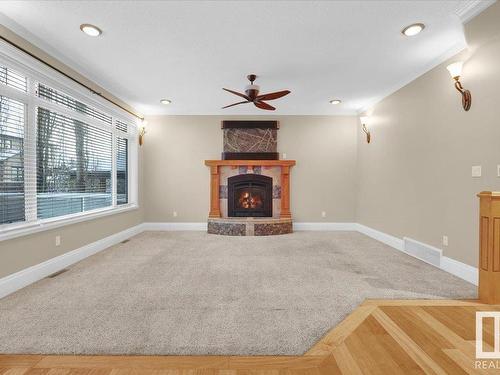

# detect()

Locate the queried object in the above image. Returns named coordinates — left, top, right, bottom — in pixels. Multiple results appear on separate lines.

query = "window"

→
left=37, top=84, right=112, bottom=125
left=36, top=108, right=113, bottom=219
left=0, top=96, right=25, bottom=224
left=116, top=137, right=128, bottom=205
left=0, top=139, right=12, bottom=149
left=0, top=45, right=138, bottom=239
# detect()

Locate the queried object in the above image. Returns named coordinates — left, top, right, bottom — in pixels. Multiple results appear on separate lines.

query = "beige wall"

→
left=143, top=115, right=358, bottom=223
left=356, top=2, right=500, bottom=267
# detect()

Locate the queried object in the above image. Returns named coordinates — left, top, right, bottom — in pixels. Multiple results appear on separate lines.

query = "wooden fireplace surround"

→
left=204, top=159, right=296, bottom=219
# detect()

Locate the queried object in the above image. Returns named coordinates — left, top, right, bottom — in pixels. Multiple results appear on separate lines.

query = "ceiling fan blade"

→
left=256, top=90, right=291, bottom=101
left=223, top=88, right=251, bottom=100
left=222, top=100, right=249, bottom=109
left=254, top=101, right=276, bottom=111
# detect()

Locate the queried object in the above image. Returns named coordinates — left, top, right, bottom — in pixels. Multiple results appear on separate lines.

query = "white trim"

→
left=456, top=0, right=497, bottom=23
left=355, top=223, right=404, bottom=251
left=0, top=224, right=143, bottom=299
left=356, top=223, right=477, bottom=286
left=291, top=222, right=475, bottom=287
left=0, top=204, right=138, bottom=242
left=293, top=222, right=356, bottom=231
left=0, top=220, right=478, bottom=300
left=143, top=222, right=208, bottom=231
left=403, top=237, right=442, bottom=268
left=441, top=256, right=478, bottom=286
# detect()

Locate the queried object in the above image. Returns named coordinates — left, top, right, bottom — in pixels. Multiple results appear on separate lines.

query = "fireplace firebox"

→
left=227, top=174, right=272, bottom=217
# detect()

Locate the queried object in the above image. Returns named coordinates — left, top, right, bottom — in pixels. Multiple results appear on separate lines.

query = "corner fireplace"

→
left=228, top=174, right=272, bottom=217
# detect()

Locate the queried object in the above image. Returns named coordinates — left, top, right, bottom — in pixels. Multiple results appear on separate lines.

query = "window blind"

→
left=36, top=107, right=113, bottom=219
left=0, top=66, right=27, bottom=92
left=116, top=137, right=128, bottom=205
left=116, top=120, right=128, bottom=133
left=0, top=96, right=25, bottom=224
left=37, top=84, right=112, bottom=125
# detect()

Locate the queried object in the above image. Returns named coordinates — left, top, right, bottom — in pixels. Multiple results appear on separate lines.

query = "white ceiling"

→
left=0, top=1, right=494, bottom=116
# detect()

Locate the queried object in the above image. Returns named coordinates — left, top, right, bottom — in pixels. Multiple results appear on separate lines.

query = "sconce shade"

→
left=446, top=61, right=463, bottom=79
left=360, top=116, right=369, bottom=124
left=139, top=120, right=147, bottom=146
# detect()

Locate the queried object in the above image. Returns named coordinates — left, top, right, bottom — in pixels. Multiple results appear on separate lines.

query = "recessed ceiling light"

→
left=80, top=24, right=102, bottom=37
left=329, top=99, right=342, bottom=105
left=160, top=99, right=172, bottom=105
left=402, top=23, right=425, bottom=37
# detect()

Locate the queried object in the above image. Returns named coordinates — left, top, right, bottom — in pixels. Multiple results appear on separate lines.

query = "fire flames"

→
left=238, top=190, right=263, bottom=209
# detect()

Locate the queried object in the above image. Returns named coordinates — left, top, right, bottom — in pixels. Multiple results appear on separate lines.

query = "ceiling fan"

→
left=222, top=74, right=290, bottom=111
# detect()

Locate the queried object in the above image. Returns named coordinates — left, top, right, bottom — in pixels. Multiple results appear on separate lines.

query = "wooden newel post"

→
left=478, top=191, right=500, bottom=304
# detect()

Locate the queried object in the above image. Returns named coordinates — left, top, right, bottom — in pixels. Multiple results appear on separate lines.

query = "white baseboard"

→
left=356, top=223, right=477, bottom=286
left=0, top=220, right=478, bottom=299
left=355, top=223, right=404, bottom=251
left=441, top=256, right=478, bottom=286
left=293, top=222, right=356, bottom=231
left=143, top=222, right=207, bottom=231
left=139, top=221, right=480, bottom=285
left=0, top=224, right=143, bottom=299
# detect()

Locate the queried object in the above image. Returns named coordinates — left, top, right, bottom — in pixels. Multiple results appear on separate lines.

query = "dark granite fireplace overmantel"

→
left=222, top=120, right=279, bottom=160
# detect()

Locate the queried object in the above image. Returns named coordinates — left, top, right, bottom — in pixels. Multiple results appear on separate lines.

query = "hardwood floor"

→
left=1, top=299, right=499, bottom=374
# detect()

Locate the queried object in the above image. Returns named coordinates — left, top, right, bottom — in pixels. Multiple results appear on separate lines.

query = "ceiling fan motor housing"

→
left=245, top=84, right=260, bottom=100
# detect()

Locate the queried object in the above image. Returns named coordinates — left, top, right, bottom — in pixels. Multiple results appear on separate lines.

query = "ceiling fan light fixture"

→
left=402, top=23, right=425, bottom=37
left=329, top=99, right=342, bottom=105
left=160, top=99, right=172, bottom=105
left=80, top=24, right=102, bottom=37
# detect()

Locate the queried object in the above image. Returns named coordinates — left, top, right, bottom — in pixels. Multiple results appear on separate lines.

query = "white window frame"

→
left=0, top=41, right=139, bottom=242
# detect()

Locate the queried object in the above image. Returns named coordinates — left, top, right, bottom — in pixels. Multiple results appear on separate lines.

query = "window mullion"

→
left=24, top=79, right=37, bottom=222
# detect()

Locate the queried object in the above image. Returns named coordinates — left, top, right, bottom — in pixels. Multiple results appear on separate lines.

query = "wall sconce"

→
left=446, top=61, right=471, bottom=111
left=139, top=120, right=147, bottom=146
left=360, top=116, right=371, bottom=144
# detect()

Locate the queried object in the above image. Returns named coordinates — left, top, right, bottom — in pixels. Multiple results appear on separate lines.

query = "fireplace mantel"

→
left=205, top=160, right=296, bottom=168
left=204, top=159, right=296, bottom=220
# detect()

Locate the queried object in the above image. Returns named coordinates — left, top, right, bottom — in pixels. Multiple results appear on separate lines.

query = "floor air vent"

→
left=403, top=237, right=442, bottom=267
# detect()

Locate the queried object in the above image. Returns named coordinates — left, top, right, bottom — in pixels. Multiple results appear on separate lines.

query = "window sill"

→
left=0, top=204, right=139, bottom=242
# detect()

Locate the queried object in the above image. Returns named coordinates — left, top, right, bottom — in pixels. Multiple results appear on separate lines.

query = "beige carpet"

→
left=0, top=231, right=476, bottom=355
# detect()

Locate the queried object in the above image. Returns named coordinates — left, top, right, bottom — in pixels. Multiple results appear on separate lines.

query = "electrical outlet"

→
left=173, top=211, right=178, bottom=217
left=282, top=153, right=287, bottom=159
left=497, top=165, right=500, bottom=177
left=321, top=211, right=326, bottom=218
left=472, top=165, right=482, bottom=177
left=55, top=235, right=61, bottom=247
left=442, top=235, right=448, bottom=247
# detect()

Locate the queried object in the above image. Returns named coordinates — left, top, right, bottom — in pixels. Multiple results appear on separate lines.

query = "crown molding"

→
left=455, top=0, right=497, bottom=23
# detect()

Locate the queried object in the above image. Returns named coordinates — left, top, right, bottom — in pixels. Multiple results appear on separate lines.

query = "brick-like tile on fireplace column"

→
left=207, top=221, right=246, bottom=236
left=254, top=221, right=293, bottom=236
